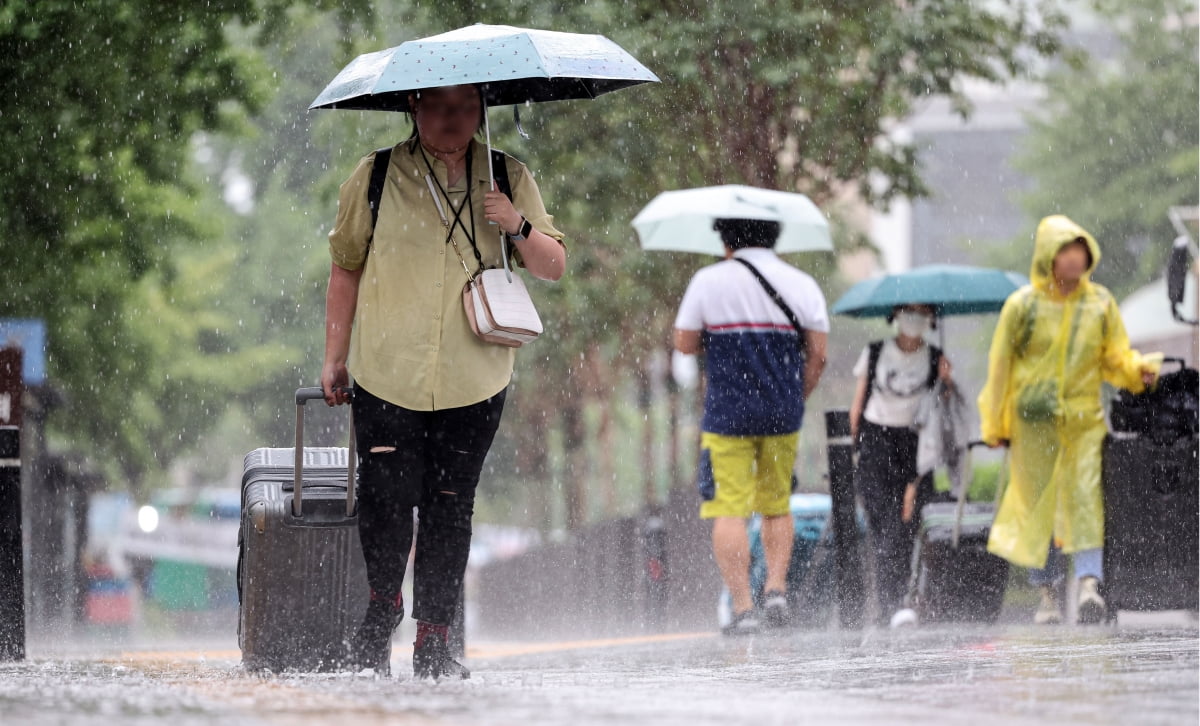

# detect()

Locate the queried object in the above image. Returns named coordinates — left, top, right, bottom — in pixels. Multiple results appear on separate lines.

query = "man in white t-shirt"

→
left=674, top=218, right=829, bottom=635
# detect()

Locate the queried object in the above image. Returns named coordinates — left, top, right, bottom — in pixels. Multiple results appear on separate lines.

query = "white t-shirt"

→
left=674, top=247, right=829, bottom=435
left=852, top=339, right=937, bottom=428
left=673, top=248, right=830, bottom=335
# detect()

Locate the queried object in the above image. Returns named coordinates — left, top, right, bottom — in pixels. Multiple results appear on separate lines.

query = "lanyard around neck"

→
left=419, top=145, right=482, bottom=273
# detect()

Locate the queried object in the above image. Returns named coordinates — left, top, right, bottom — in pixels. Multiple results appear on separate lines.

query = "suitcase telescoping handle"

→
left=1160, top=357, right=1188, bottom=376
left=951, top=440, right=1009, bottom=549
left=293, top=387, right=357, bottom=519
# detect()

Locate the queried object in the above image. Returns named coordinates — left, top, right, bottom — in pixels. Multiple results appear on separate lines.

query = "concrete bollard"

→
left=0, top=347, right=24, bottom=661
left=825, top=409, right=864, bottom=629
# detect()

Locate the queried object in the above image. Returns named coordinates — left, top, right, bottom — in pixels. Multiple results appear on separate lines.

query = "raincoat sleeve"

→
left=1099, top=294, right=1163, bottom=393
left=978, top=295, right=1021, bottom=446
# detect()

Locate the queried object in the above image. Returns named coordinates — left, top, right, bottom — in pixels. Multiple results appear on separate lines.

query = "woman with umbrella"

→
left=849, top=304, right=953, bottom=625
left=321, top=82, right=565, bottom=678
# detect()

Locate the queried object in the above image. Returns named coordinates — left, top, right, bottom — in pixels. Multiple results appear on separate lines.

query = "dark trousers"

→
left=353, top=385, right=506, bottom=625
left=855, top=419, right=933, bottom=620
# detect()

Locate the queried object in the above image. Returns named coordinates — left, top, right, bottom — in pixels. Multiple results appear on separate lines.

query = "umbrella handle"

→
left=483, top=102, right=514, bottom=283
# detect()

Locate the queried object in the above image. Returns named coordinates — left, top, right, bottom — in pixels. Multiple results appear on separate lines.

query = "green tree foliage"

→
left=0, top=0, right=1068, bottom=508
left=0, top=0, right=370, bottom=486
left=1013, top=0, right=1198, bottom=295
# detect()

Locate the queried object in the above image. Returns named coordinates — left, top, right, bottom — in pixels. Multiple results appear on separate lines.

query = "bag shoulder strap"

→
left=732, top=257, right=807, bottom=356
left=861, top=340, right=885, bottom=413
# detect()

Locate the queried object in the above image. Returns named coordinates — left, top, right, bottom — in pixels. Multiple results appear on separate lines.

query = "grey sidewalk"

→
left=2, top=620, right=1196, bottom=725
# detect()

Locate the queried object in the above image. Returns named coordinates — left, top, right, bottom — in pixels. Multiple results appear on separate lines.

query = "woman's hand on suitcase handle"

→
left=321, top=362, right=351, bottom=407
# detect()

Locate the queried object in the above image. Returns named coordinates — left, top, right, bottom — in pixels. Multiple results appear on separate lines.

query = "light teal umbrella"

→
left=309, top=24, right=659, bottom=112
left=311, top=24, right=658, bottom=211
left=632, top=185, right=833, bottom=256
left=831, top=264, right=1029, bottom=318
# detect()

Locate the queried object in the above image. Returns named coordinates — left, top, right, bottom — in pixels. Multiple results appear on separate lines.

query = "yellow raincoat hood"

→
left=978, top=215, right=1162, bottom=568
left=1030, top=214, right=1101, bottom=294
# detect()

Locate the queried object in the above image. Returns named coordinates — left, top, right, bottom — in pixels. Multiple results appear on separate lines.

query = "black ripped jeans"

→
left=353, top=385, right=506, bottom=626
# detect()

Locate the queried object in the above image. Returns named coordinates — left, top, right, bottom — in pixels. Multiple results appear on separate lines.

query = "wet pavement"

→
left=2, top=618, right=1196, bottom=726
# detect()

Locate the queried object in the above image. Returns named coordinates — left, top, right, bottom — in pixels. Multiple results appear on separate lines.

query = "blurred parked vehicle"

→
left=113, top=487, right=240, bottom=611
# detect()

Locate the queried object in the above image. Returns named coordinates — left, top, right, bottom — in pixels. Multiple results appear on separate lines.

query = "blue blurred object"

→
left=748, top=494, right=836, bottom=626
left=0, top=319, right=46, bottom=385
left=831, top=264, right=1028, bottom=318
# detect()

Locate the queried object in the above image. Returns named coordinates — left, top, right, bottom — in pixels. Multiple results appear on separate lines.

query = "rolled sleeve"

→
left=509, top=161, right=564, bottom=243
left=328, top=153, right=377, bottom=271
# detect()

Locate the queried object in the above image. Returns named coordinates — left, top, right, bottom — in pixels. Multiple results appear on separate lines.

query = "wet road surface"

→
left=2, top=622, right=1196, bottom=725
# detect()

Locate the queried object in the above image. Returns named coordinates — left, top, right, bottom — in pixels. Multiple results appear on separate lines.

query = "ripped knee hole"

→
left=369, top=446, right=397, bottom=454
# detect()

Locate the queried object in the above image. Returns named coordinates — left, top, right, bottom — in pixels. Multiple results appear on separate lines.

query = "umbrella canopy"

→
left=309, top=24, right=659, bottom=112
left=831, top=264, right=1029, bottom=318
left=632, top=185, right=833, bottom=256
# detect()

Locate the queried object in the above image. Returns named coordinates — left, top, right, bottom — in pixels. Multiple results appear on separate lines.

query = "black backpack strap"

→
left=733, top=258, right=807, bottom=357
left=861, top=340, right=885, bottom=413
left=366, top=146, right=393, bottom=242
left=928, top=344, right=943, bottom=389
left=367, top=145, right=511, bottom=244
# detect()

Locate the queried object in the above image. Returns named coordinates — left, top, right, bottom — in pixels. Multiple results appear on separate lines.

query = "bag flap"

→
left=477, top=269, right=543, bottom=334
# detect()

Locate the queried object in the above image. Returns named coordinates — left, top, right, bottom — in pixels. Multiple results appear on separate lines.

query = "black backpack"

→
left=861, top=339, right=941, bottom=413
left=366, top=144, right=513, bottom=240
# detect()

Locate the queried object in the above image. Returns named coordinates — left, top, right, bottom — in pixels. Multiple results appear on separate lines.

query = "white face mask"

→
left=896, top=310, right=932, bottom=339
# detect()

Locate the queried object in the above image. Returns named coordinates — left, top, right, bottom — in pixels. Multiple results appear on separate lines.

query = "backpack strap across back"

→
left=861, top=340, right=885, bottom=413
left=366, top=146, right=393, bottom=243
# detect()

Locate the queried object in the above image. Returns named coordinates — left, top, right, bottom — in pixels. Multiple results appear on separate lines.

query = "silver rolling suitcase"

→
left=237, top=387, right=368, bottom=672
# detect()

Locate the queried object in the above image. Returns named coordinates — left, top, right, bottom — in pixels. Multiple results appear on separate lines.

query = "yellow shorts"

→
left=698, top=431, right=799, bottom=519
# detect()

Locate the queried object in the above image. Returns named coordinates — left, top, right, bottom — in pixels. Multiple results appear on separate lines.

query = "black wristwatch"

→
left=508, top=217, right=533, bottom=241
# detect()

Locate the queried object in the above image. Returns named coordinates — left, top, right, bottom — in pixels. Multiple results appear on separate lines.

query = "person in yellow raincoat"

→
left=978, top=215, right=1161, bottom=625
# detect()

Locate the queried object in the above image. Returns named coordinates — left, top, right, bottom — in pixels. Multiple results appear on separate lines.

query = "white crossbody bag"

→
left=426, top=174, right=543, bottom=348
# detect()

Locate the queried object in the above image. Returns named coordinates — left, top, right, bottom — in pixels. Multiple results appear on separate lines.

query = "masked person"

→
left=322, top=84, right=566, bottom=677
left=979, top=215, right=1160, bottom=625
left=850, top=304, right=952, bottom=624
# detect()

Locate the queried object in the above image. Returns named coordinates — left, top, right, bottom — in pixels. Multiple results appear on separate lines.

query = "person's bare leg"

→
left=760, top=514, right=794, bottom=594
left=712, top=517, right=752, bottom=614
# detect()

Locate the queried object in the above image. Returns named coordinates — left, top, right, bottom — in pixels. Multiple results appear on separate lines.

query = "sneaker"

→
left=346, top=596, right=403, bottom=675
left=720, top=608, right=760, bottom=637
left=761, top=590, right=790, bottom=629
left=889, top=608, right=919, bottom=629
left=1077, top=576, right=1106, bottom=625
left=413, top=622, right=470, bottom=681
left=1034, top=585, right=1062, bottom=625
